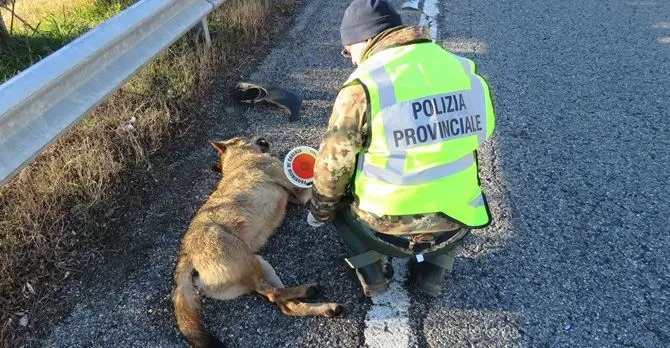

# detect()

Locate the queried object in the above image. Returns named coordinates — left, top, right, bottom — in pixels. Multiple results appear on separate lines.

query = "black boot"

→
left=231, top=81, right=303, bottom=121
left=355, top=260, right=389, bottom=297
left=409, top=257, right=449, bottom=297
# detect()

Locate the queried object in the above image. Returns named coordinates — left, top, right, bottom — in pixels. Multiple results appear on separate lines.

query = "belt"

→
left=375, top=229, right=462, bottom=254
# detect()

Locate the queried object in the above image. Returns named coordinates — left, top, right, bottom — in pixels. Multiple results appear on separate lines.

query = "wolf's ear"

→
left=210, top=141, right=228, bottom=154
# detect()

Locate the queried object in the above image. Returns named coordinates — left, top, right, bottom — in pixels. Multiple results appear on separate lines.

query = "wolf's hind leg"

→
left=198, top=280, right=250, bottom=301
left=255, top=255, right=284, bottom=287
left=254, top=277, right=320, bottom=302
left=196, top=255, right=280, bottom=302
left=249, top=256, right=344, bottom=317
left=253, top=255, right=320, bottom=301
left=277, top=300, right=344, bottom=317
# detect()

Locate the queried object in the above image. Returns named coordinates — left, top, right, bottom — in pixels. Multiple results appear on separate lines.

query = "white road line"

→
left=363, top=257, right=412, bottom=348
left=401, top=0, right=420, bottom=10
left=420, top=0, right=440, bottom=40
left=402, top=0, right=439, bottom=40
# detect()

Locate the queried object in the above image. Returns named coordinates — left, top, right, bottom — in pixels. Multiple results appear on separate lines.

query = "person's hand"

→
left=306, top=211, right=325, bottom=228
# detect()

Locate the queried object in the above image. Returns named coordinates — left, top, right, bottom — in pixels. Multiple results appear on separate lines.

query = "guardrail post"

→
left=201, top=18, right=212, bottom=47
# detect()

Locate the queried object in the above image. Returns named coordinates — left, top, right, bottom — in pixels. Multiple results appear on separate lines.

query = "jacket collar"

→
left=360, top=26, right=432, bottom=64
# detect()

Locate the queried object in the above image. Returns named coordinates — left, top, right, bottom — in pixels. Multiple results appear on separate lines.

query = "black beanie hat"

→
left=340, top=0, right=403, bottom=46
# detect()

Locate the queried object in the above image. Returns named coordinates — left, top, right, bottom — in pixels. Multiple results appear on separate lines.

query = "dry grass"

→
left=0, top=0, right=96, bottom=29
left=0, top=0, right=299, bottom=346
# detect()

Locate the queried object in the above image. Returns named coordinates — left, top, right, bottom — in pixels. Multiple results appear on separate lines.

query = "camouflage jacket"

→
left=310, top=26, right=465, bottom=235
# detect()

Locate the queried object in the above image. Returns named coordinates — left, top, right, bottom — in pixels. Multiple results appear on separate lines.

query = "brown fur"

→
left=173, top=136, right=342, bottom=348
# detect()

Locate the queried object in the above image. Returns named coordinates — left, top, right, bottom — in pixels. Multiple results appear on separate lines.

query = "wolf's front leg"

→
left=288, top=187, right=311, bottom=205
left=265, top=161, right=312, bottom=204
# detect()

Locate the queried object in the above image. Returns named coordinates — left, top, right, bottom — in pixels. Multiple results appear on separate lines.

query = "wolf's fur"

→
left=172, top=136, right=342, bottom=348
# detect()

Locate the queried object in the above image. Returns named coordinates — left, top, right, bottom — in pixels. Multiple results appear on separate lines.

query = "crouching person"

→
left=307, top=0, right=496, bottom=297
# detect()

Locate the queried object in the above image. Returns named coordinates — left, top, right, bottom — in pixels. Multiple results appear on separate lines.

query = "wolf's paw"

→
left=325, top=304, right=344, bottom=317
left=293, top=188, right=312, bottom=205
left=305, top=283, right=321, bottom=298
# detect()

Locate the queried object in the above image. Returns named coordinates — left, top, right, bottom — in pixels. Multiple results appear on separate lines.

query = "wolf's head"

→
left=210, top=136, right=270, bottom=172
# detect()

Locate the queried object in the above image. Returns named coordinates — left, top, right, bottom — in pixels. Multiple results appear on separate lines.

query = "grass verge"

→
left=0, top=0, right=301, bottom=346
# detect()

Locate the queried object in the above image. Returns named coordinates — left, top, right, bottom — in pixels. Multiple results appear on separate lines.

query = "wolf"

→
left=173, top=136, right=342, bottom=348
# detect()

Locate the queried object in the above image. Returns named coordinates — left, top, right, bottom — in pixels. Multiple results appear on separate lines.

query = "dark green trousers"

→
left=332, top=207, right=462, bottom=271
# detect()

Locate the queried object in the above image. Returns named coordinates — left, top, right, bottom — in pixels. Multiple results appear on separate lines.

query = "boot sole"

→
left=409, top=258, right=445, bottom=297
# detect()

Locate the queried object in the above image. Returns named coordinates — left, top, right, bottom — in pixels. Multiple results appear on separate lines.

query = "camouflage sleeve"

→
left=310, top=83, right=368, bottom=221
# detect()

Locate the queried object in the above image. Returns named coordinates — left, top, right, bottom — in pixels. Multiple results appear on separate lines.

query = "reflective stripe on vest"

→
left=357, top=151, right=475, bottom=185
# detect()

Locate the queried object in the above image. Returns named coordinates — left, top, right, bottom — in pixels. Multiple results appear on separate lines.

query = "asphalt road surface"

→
left=30, top=0, right=669, bottom=347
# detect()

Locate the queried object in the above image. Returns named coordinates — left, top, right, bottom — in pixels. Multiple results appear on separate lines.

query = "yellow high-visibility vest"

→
left=345, top=42, right=495, bottom=228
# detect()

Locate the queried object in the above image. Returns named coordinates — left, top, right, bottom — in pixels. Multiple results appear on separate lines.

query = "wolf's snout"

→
left=254, top=136, right=270, bottom=152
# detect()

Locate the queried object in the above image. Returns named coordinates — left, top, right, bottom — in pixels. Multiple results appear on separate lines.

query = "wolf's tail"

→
left=173, top=255, right=225, bottom=348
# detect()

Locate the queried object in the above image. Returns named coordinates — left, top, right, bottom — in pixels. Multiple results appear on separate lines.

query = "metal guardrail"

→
left=0, top=0, right=225, bottom=186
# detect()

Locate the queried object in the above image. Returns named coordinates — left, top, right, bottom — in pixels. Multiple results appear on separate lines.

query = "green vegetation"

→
left=0, top=0, right=134, bottom=81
